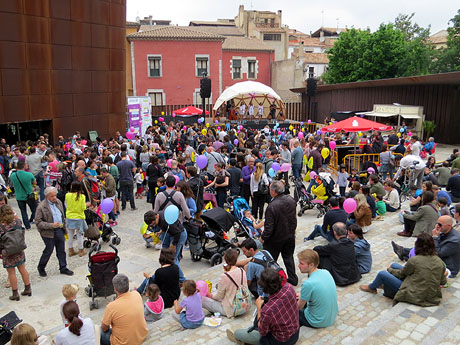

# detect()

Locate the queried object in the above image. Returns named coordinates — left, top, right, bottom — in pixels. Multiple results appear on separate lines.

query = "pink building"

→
left=128, top=27, right=274, bottom=106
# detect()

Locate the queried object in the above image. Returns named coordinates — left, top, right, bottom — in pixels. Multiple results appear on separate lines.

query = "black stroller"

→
left=291, top=176, right=315, bottom=217
left=186, top=207, right=237, bottom=266
left=84, top=209, right=121, bottom=250
left=85, top=244, right=120, bottom=310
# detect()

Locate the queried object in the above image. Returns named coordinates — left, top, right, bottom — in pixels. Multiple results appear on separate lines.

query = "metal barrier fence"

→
left=339, top=153, right=404, bottom=174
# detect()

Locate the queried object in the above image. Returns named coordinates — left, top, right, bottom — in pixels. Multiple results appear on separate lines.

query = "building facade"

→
left=0, top=0, right=126, bottom=142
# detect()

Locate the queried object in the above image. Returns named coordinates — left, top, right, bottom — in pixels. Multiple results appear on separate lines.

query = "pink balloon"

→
left=307, top=120, right=311, bottom=124
left=167, top=159, right=172, bottom=168
left=280, top=163, right=291, bottom=172
left=196, top=280, right=208, bottom=297
left=298, top=132, right=304, bottom=139
left=126, top=131, right=133, bottom=139
left=129, top=126, right=134, bottom=132
left=183, top=126, right=187, bottom=130
left=174, top=175, right=179, bottom=184
left=408, top=132, right=413, bottom=136
left=343, top=198, right=357, bottom=213
left=309, top=171, right=317, bottom=179
left=329, top=141, right=336, bottom=150
left=172, top=113, right=176, bottom=117
left=367, top=167, right=375, bottom=174
left=81, top=139, right=87, bottom=145
left=159, top=117, right=164, bottom=122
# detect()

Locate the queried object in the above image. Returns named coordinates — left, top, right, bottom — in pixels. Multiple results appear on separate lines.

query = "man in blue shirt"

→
left=116, top=152, right=137, bottom=211
left=297, top=249, right=338, bottom=328
left=238, top=238, right=274, bottom=298
left=432, top=185, right=452, bottom=205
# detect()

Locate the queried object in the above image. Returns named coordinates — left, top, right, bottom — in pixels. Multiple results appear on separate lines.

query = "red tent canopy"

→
left=322, top=116, right=393, bottom=133
left=172, top=106, right=209, bottom=116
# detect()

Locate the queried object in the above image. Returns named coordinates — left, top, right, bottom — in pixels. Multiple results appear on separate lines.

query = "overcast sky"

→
left=127, top=0, right=457, bottom=35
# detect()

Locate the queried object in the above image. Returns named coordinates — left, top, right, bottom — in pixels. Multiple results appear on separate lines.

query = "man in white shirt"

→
left=393, top=154, right=425, bottom=189
left=409, top=136, right=422, bottom=156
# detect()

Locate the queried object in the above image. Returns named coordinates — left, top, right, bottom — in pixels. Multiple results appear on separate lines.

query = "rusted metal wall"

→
left=301, top=84, right=460, bottom=144
left=0, top=0, right=126, bottom=141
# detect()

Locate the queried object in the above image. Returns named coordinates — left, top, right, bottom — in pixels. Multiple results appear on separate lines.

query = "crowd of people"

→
left=0, top=119, right=460, bottom=345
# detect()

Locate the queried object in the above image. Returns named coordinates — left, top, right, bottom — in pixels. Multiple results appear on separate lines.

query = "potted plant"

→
left=422, top=120, right=436, bottom=141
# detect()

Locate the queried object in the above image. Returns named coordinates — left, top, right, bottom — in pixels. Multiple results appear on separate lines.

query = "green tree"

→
left=324, top=18, right=432, bottom=84
left=430, top=9, right=460, bottom=73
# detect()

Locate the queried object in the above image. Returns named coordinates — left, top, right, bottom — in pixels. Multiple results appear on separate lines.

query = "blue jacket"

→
left=435, top=228, right=460, bottom=277
left=353, top=238, right=372, bottom=274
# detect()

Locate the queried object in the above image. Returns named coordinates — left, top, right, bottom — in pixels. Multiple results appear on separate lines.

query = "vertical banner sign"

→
left=127, top=97, right=152, bottom=137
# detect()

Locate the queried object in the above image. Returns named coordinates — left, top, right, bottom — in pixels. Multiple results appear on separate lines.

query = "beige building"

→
left=234, top=5, right=288, bottom=61
left=428, top=30, right=448, bottom=49
left=126, top=21, right=140, bottom=96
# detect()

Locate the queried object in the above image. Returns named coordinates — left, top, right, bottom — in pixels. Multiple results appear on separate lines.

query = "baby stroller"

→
left=187, top=207, right=237, bottom=266
left=85, top=244, right=120, bottom=310
left=290, top=176, right=315, bottom=217
left=311, top=173, right=336, bottom=218
left=227, top=196, right=258, bottom=240
left=84, top=209, right=121, bottom=249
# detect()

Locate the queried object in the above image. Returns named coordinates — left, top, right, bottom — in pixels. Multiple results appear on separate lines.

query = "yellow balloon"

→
left=358, top=132, right=363, bottom=137
left=321, top=148, right=330, bottom=159
left=206, top=123, right=210, bottom=128
left=303, top=155, right=307, bottom=165
left=329, top=122, right=333, bottom=125
left=202, top=129, right=207, bottom=135
left=161, top=111, right=165, bottom=115
left=302, top=128, right=305, bottom=132
left=191, top=151, right=196, bottom=162
left=397, top=132, right=401, bottom=138
left=293, top=129, right=296, bottom=135
left=154, top=120, right=158, bottom=124
left=289, top=125, right=293, bottom=131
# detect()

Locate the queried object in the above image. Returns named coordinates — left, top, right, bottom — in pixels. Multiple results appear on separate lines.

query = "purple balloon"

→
left=100, top=198, right=114, bottom=214
left=233, top=139, right=239, bottom=145
left=196, top=155, right=208, bottom=169
left=272, top=162, right=281, bottom=171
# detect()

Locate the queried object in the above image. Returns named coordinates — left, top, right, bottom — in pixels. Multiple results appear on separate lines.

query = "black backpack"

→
left=251, top=250, right=287, bottom=286
left=158, top=190, right=183, bottom=212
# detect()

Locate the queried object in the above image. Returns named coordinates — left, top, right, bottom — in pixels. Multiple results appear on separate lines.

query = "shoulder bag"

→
left=14, top=172, right=36, bottom=204
left=1, top=224, right=27, bottom=256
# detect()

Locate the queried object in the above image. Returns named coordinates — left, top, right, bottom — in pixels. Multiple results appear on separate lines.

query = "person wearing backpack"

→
left=238, top=238, right=286, bottom=299
left=202, top=248, right=250, bottom=318
left=153, top=176, right=190, bottom=224
left=0, top=205, right=31, bottom=301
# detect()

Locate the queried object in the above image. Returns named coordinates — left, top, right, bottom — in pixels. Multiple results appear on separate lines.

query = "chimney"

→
left=149, top=15, right=152, bottom=29
left=320, top=30, right=324, bottom=42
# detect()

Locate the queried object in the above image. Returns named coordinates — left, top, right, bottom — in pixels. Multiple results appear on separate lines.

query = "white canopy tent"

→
left=213, top=81, right=284, bottom=119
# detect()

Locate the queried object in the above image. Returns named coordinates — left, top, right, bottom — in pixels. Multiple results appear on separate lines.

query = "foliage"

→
left=430, top=9, right=460, bottom=73
left=422, top=121, right=436, bottom=141
left=324, top=15, right=432, bottom=84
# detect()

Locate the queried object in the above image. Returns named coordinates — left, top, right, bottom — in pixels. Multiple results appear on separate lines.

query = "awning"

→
left=356, top=112, right=397, bottom=117
left=400, top=114, right=422, bottom=119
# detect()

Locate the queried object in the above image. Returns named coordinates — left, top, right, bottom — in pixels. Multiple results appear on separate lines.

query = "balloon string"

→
left=160, top=225, right=170, bottom=247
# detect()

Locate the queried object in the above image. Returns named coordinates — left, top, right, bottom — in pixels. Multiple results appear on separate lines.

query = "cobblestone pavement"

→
left=0, top=144, right=458, bottom=344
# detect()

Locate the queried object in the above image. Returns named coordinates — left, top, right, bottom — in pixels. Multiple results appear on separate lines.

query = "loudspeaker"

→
left=306, top=78, right=317, bottom=97
left=200, top=78, right=211, bottom=98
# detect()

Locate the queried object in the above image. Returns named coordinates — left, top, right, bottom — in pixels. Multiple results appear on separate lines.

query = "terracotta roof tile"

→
left=127, top=26, right=225, bottom=41
left=256, top=27, right=287, bottom=33
left=190, top=26, right=244, bottom=37
left=299, top=53, right=329, bottom=64
left=222, top=36, right=274, bottom=51
left=126, top=21, right=140, bottom=28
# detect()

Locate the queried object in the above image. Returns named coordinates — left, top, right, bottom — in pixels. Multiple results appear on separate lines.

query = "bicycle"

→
left=396, top=161, right=419, bottom=202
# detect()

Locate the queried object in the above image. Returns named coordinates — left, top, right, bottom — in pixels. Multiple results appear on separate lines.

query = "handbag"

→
left=14, top=172, right=35, bottom=204
left=0, top=225, right=27, bottom=256
left=0, top=311, right=22, bottom=345
left=257, top=176, right=268, bottom=195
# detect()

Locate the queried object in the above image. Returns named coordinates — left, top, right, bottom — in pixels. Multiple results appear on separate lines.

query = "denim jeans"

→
left=37, top=228, right=67, bottom=272
left=369, top=263, right=403, bottom=298
left=35, top=171, right=45, bottom=201
left=234, top=328, right=260, bottom=345
left=172, top=311, right=203, bottom=329
left=119, top=180, right=135, bottom=209
left=161, top=230, right=187, bottom=282
left=136, top=275, right=155, bottom=295
left=299, top=309, right=314, bottom=327
left=292, top=164, right=302, bottom=179
left=17, top=199, right=37, bottom=229
left=306, top=224, right=333, bottom=242
left=100, top=328, right=112, bottom=345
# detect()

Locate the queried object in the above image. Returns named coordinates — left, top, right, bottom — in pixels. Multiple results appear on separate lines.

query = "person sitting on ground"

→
left=352, top=194, right=372, bottom=233
left=346, top=181, right=361, bottom=199
left=360, top=233, right=447, bottom=307
left=136, top=248, right=180, bottom=309
left=398, top=191, right=438, bottom=237
left=101, top=273, right=148, bottom=345
left=433, top=161, right=451, bottom=187
left=375, top=194, right=386, bottom=220
left=202, top=248, right=249, bottom=318
left=144, top=284, right=164, bottom=323
left=172, top=280, right=205, bottom=329
left=227, top=268, right=299, bottom=345
left=361, top=185, right=376, bottom=219
left=313, top=222, right=362, bottom=286
left=438, top=197, right=450, bottom=216
left=237, top=238, right=275, bottom=298
left=297, top=249, right=338, bottom=329
left=369, top=174, right=385, bottom=196
left=432, top=184, right=452, bottom=206
left=382, top=181, right=400, bottom=212
left=56, top=301, right=95, bottom=345
left=304, top=197, right=348, bottom=242
left=60, top=284, right=80, bottom=326
left=392, top=212, right=460, bottom=278
left=446, top=168, right=460, bottom=203
left=11, top=323, right=53, bottom=345
left=347, top=224, right=372, bottom=274
left=409, top=181, right=433, bottom=211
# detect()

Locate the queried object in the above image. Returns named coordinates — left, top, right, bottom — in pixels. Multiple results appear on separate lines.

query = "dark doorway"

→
left=0, top=120, right=53, bottom=145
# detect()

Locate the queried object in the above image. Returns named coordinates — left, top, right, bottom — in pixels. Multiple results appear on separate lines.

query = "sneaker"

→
left=131, top=207, right=138, bottom=211
left=60, top=268, right=74, bottom=276
left=226, top=330, right=243, bottom=345
left=145, top=243, right=152, bottom=248
left=359, top=285, right=377, bottom=294
left=391, top=241, right=405, bottom=261
left=154, top=243, right=162, bottom=250
left=183, top=244, right=189, bottom=251
left=37, top=267, right=47, bottom=277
